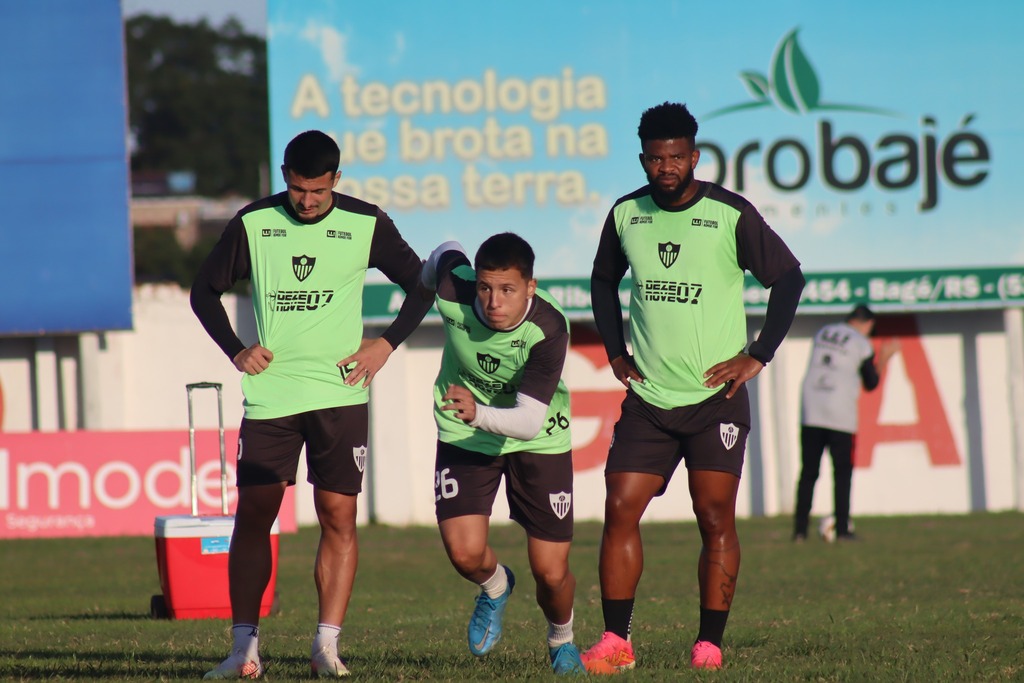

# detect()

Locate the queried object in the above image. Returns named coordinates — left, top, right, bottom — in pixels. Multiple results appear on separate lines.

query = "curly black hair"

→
left=637, top=102, right=698, bottom=144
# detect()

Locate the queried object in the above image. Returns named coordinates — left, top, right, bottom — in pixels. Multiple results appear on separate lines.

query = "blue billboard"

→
left=267, top=0, right=1020, bottom=282
left=0, top=0, right=132, bottom=335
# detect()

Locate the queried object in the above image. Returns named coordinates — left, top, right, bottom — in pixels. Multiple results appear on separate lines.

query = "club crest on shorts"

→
left=720, top=423, right=739, bottom=450
left=658, top=241, right=680, bottom=268
left=292, top=254, right=315, bottom=282
left=477, top=352, right=500, bottom=373
left=549, top=491, right=571, bottom=520
left=352, top=445, right=367, bottom=472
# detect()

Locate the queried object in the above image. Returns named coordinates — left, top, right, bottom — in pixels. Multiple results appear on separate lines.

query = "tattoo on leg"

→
left=701, top=543, right=740, bottom=608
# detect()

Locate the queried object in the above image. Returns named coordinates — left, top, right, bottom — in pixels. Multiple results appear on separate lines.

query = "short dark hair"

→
left=847, top=304, right=875, bottom=322
left=638, top=102, right=698, bottom=145
left=283, top=130, right=340, bottom=178
left=475, top=232, right=535, bottom=280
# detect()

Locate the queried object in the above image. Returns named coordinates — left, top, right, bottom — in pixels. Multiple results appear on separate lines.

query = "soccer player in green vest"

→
left=191, top=130, right=432, bottom=679
left=420, top=233, right=585, bottom=675
left=580, top=102, right=805, bottom=672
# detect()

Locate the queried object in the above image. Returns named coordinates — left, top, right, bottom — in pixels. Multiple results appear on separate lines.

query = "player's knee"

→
left=604, top=493, right=644, bottom=527
left=693, top=503, right=735, bottom=539
left=446, top=545, right=487, bottom=575
left=233, top=506, right=281, bottom=537
left=531, top=563, right=571, bottom=592
left=318, top=514, right=357, bottom=546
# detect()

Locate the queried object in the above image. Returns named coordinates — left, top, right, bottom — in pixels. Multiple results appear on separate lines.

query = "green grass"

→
left=1, top=513, right=1022, bottom=681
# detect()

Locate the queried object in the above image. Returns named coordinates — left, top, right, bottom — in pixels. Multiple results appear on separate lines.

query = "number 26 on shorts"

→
left=435, top=467, right=459, bottom=501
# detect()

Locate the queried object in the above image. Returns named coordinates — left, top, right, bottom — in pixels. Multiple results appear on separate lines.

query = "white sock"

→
left=231, top=624, right=260, bottom=661
left=479, top=565, right=508, bottom=599
left=547, top=610, right=574, bottom=648
left=313, top=623, right=342, bottom=655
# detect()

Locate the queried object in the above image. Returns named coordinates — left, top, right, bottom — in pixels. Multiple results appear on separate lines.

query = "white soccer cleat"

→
left=311, top=646, right=351, bottom=678
left=203, top=650, right=263, bottom=679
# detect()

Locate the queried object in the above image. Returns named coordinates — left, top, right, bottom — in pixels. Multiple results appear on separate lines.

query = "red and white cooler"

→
left=150, top=382, right=280, bottom=620
left=153, top=514, right=279, bottom=619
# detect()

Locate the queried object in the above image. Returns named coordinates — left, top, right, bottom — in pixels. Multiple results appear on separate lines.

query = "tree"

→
left=125, top=15, right=268, bottom=198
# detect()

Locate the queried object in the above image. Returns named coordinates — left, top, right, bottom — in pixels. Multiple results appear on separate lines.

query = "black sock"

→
left=696, top=607, right=729, bottom=647
left=601, top=598, right=634, bottom=640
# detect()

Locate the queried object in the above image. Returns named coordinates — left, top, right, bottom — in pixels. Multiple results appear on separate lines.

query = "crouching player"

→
left=421, top=233, right=586, bottom=675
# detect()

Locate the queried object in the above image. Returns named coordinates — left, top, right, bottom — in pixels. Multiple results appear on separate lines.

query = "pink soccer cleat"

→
left=581, top=631, right=635, bottom=674
left=690, top=640, right=723, bottom=669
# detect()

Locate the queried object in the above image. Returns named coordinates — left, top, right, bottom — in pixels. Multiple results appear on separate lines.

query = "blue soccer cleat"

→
left=467, top=565, right=515, bottom=656
left=550, top=642, right=587, bottom=675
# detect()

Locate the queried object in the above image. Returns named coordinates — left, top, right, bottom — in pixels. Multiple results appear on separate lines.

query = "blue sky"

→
left=121, top=0, right=265, bottom=34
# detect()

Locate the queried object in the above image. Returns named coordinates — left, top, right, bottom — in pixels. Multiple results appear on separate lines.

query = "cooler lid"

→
left=154, top=515, right=280, bottom=537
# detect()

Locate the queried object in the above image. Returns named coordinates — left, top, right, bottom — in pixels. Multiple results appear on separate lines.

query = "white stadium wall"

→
left=0, top=285, right=1023, bottom=538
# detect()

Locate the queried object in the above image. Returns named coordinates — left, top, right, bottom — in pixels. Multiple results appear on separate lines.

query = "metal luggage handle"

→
left=186, top=382, right=228, bottom=516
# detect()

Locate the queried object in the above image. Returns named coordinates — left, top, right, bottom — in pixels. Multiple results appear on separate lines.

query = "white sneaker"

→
left=203, top=650, right=263, bottom=679
left=311, top=646, right=350, bottom=678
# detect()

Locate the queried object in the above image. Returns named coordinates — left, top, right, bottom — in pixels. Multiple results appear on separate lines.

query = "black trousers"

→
left=793, top=425, right=854, bottom=536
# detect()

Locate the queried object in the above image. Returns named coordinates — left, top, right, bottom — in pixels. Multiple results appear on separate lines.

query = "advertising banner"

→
left=362, top=265, right=1024, bottom=322
left=267, top=1, right=1020, bottom=281
left=0, top=0, right=132, bottom=335
left=0, top=430, right=297, bottom=539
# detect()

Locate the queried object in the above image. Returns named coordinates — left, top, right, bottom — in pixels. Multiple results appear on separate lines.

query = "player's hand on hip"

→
left=338, top=337, right=395, bottom=388
left=233, top=343, right=274, bottom=375
left=610, top=355, right=644, bottom=389
left=703, top=353, right=764, bottom=398
left=441, top=384, right=477, bottom=423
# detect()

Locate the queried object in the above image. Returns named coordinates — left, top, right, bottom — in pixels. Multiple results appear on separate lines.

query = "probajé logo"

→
left=698, top=28, right=990, bottom=213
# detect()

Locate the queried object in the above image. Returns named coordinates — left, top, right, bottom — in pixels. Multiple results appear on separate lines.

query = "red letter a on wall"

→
left=568, top=325, right=626, bottom=472
left=854, top=315, right=960, bottom=468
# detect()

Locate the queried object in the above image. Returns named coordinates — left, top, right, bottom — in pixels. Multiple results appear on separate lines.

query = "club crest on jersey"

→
left=658, top=242, right=680, bottom=268
left=549, top=491, right=572, bottom=520
left=293, top=255, right=316, bottom=281
left=352, top=445, right=367, bottom=472
left=720, top=423, right=739, bottom=450
left=477, top=352, right=501, bottom=373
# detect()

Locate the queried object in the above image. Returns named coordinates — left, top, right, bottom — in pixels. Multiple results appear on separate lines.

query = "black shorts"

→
left=606, top=384, right=750, bottom=493
left=434, top=441, right=573, bottom=542
left=237, top=404, right=369, bottom=495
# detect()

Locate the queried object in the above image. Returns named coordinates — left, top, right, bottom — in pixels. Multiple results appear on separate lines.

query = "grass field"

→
left=1, top=512, right=1022, bottom=681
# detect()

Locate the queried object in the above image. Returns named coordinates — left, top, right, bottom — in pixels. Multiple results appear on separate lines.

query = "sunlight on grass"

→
left=0, top=513, right=1021, bottom=680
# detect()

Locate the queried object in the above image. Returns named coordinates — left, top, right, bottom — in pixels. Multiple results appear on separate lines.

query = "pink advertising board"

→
left=0, top=430, right=297, bottom=539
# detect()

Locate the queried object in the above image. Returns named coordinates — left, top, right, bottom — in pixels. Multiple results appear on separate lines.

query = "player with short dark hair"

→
left=191, top=129, right=432, bottom=679
left=474, top=231, right=535, bottom=279
left=581, top=101, right=805, bottom=672
left=421, top=232, right=586, bottom=675
left=793, top=303, right=900, bottom=542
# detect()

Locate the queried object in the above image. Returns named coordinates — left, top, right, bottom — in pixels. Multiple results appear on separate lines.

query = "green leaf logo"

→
left=705, top=28, right=897, bottom=120
left=739, top=71, right=770, bottom=102
left=771, top=29, right=820, bottom=113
